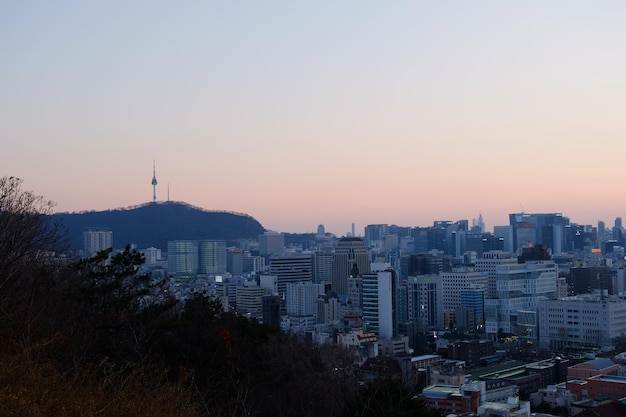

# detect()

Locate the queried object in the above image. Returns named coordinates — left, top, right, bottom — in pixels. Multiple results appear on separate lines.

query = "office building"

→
left=509, top=213, right=569, bottom=255
left=475, top=251, right=518, bottom=299
left=538, top=293, right=626, bottom=351
left=493, top=225, right=513, bottom=252
left=364, top=224, right=389, bottom=248
left=459, top=284, right=485, bottom=331
left=404, top=274, right=443, bottom=332
left=242, top=252, right=265, bottom=273
left=332, top=237, right=370, bottom=297
left=227, top=248, right=244, bottom=275
left=485, top=261, right=557, bottom=341
left=262, top=295, right=281, bottom=327
left=465, top=233, right=504, bottom=257
left=167, top=240, right=199, bottom=276
left=235, top=285, right=266, bottom=316
left=567, top=266, right=612, bottom=295
left=400, top=253, right=444, bottom=279
left=312, top=251, right=334, bottom=284
left=441, top=268, right=488, bottom=313
left=598, top=220, right=606, bottom=243
left=258, top=231, right=284, bottom=256
left=198, top=240, right=227, bottom=274
left=269, top=254, right=313, bottom=298
left=259, top=275, right=278, bottom=296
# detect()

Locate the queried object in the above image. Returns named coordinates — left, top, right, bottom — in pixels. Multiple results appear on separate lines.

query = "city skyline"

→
left=3, top=2, right=626, bottom=235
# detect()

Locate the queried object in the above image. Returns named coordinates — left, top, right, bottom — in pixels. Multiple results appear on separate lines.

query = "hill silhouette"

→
left=52, top=201, right=266, bottom=251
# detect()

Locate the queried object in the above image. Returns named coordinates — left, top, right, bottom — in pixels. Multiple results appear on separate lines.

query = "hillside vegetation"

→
left=0, top=177, right=442, bottom=417
left=52, top=201, right=266, bottom=250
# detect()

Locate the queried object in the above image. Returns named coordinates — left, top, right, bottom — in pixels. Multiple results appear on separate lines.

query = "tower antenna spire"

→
left=151, top=160, right=158, bottom=203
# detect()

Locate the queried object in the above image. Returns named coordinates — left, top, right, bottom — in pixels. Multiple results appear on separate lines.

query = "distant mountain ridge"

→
left=52, top=201, right=266, bottom=252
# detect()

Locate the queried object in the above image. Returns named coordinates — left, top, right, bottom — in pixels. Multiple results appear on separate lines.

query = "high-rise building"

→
left=269, top=255, right=313, bottom=297
left=362, top=263, right=396, bottom=339
left=332, top=237, right=370, bottom=297
left=485, top=261, right=557, bottom=340
left=140, top=247, right=162, bottom=265
left=243, top=252, right=265, bottom=273
left=258, top=231, right=285, bottom=256
left=509, top=213, right=569, bottom=255
left=235, top=286, right=266, bottom=316
left=167, top=240, right=199, bottom=276
left=567, top=266, right=612, bottom=295
left=364, top=224, right=389, bottom=248
left=459, top=284, right=485, bottom=331
left=493, top=225, right=512, bottom=252
left=441, top=268, right=488, bottom=314
left=227, top=248, right=244, bottom=275
left=259, top=275, right=278, bottom=296
left=312, top=251, right=334, bottom=284
left=403, top=274, right=443, bottom=332
left=538, top=293, right=626, bottom=351
left=262, top=295, right=281, bottom=327
left=83, top=228, right=113, bottom=258
left=316, top=294, right=340, bottom=324
left=598, top=221, right=606, bottom=243
left=400, top=253, right=444, bottom=279
left=286, top=282, right=323, bottom=316
left=346, top=276, right=363, bottom=316
left=475, top=251, right=518, bottom=299
left=198, top=240, right=227, bottom=274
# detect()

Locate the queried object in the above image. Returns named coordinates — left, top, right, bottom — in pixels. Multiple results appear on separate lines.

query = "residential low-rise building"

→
left=566, top=375, right=626, bottom=402
left=567, top=358, right=620, bottom=380
left=418, top=384, right=481, bottom=415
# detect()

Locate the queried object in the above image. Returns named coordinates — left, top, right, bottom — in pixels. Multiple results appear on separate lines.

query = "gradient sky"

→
left=2, top=1, right=626, bottom=236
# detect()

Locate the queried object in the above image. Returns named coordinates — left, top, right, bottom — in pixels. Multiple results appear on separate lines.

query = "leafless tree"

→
left=0, top=176, right=66, bottom=350
left=0, top=176, right=63, bottom=289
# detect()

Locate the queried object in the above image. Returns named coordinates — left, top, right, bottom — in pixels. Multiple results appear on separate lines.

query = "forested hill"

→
left=52, top=201, right=266, bottom=251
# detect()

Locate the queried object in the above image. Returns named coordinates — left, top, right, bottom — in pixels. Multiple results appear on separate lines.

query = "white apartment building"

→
left=485, top=261, right=557, bottom=340
left=286, top=282, right=324, bottom=316
left=538, top=293, right=626, bottom=351
left=83, top=228, right=113, bottom=258
left=316, top=294, right=340, bottom=324
left=362, top=269, right=394, bottom=339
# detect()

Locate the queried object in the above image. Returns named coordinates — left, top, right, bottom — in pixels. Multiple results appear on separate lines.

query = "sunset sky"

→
left=2, top=1, right=626, bottom=236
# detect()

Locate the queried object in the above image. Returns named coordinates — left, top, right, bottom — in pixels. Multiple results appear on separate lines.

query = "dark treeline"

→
left=0, top=176, right=443, bottom=417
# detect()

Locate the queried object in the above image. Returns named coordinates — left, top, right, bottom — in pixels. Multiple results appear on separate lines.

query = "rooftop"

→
left=421, top=384, right=462, bottom=399
left=590, top=375, right=626, bottom=384
left=571, top=358, right=617, bottom=370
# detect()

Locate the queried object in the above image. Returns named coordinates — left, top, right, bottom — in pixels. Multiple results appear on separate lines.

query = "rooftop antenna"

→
left=151, top=160, right=158, bottom=203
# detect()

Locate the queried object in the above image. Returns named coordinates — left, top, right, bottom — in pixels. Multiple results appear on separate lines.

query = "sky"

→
left=2, top=1, right=626, bottom=236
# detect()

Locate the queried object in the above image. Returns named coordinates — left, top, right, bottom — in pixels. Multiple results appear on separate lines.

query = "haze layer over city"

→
left=3, top=2, right=626, bottom=234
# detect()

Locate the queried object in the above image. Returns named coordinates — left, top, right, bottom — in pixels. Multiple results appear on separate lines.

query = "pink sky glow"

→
left=2, top=2, right=626, bottom=235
